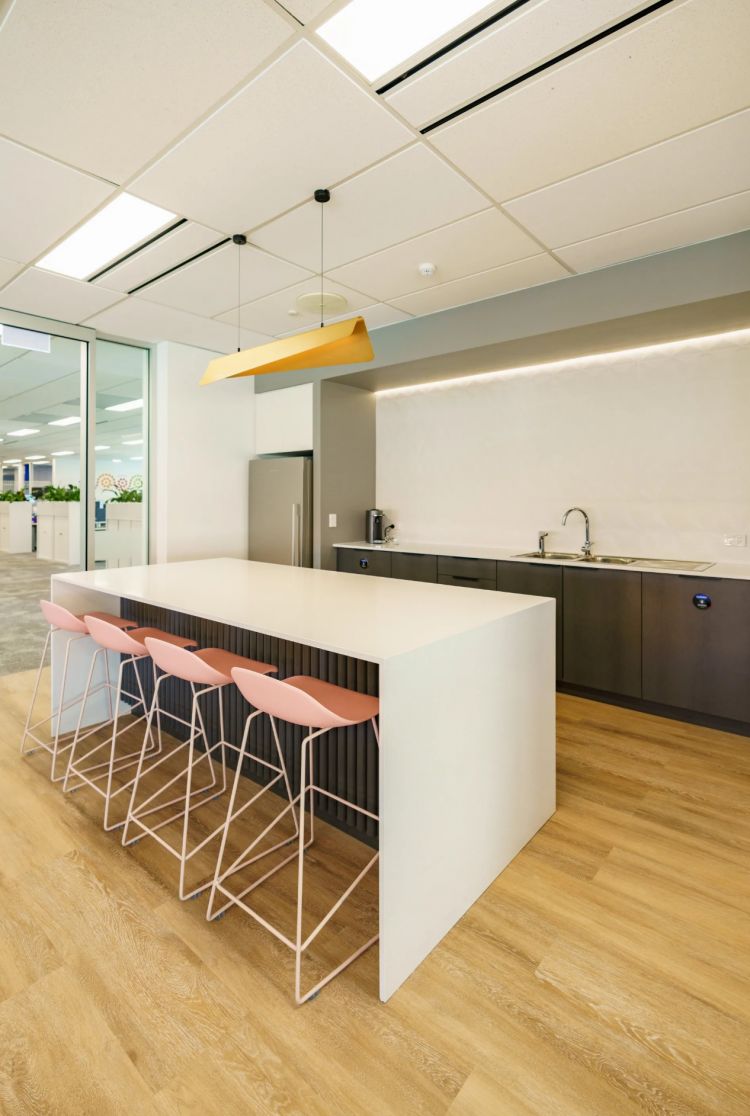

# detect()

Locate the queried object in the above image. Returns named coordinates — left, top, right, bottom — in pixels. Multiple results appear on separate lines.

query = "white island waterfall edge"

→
left=50, top=558, right=556, bottom=1001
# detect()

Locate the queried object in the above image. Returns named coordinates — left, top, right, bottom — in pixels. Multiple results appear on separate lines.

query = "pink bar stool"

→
left=208, top=668, right=380, bottom=1005
left=122, top=637, right=283, bottom=901
left=20, top=600, right=137, bottom=782
left=63, top=615, right=197, bottom=830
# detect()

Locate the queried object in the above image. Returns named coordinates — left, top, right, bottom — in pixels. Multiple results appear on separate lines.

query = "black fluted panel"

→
left=120, top=599, right=379, bottom=848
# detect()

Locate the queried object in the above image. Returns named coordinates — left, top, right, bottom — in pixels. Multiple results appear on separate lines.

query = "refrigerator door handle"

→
left=291, top=503, right=301, bottom=566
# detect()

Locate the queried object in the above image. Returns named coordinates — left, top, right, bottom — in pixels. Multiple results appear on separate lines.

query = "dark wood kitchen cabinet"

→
left=437, top=555, right=497, bottom=591
left=563, top=568, right=642, bottom=697
left=497, top=561, right=563, bottom=678
left=642, top=574, right=750, bottom=722
left=391, top=552, right=438, bottom=583
left=336, top=547, right=392, bottom=577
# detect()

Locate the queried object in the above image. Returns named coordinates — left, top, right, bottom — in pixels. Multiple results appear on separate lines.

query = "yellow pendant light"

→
left=201, top=189, right=374, bottom=385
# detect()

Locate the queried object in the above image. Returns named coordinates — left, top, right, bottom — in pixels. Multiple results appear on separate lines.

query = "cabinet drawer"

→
left=437, top=555, right=497, bottom=587
left=642, top=574, right=750, bottom=722
left=336, top=548, right=392, bottom=577
left=391, top=552, right=437, bottom=583
left=438, top=574, right=496, bottom=592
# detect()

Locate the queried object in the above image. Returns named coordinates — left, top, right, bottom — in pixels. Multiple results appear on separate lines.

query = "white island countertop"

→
left=54, top=557, right=551, bottom=663
left=334, top=540, right=750, bottom=581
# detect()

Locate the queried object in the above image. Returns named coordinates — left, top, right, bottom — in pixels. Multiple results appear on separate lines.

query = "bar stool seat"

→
left=122, top=637, right=283, bottom=901
left=62, top=616, right=197, bottom=831
left=208, top=668, right=380, bottom=1005
left=21, top=601, right=137, bottom=781
left=285, top=675, right=379, bottom=724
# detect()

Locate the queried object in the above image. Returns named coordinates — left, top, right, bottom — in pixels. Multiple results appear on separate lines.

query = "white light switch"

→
left=723, top=534, right=747, bottom=547
left=328, top=513, right=337, bottom=528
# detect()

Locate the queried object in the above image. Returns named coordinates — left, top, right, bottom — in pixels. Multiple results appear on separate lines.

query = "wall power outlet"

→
left=723, top=534, right=747, bottom=547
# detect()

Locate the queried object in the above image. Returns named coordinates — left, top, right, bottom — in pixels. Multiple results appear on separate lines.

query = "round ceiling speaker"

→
left=295, top=291, right=348, bottom=317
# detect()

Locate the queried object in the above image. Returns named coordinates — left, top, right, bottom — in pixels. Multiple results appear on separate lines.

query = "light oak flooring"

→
left=0, top=668, right=748, bottom=1115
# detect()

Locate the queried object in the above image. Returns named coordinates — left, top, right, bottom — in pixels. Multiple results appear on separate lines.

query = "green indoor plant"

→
left=110, top=488, right=142, bottom=503
left=40, top=484, right=80, bottom=502
left=0, top=489, right=27, bottom=502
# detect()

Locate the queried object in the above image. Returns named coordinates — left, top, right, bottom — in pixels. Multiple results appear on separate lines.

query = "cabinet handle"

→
left=452, top=574, right=480, bottom=582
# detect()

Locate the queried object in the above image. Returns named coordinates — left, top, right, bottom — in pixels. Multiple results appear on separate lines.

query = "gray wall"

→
left=255, top=231, right=750, bottom=395
left=313, top=381, right=375, bottom=569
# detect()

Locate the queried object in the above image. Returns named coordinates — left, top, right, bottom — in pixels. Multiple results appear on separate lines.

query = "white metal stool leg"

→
left=206, top=712, right=302, bottom=921
left=20, top=628, right=110, bottom=782
left=124, top=682, right=293, bottom=901
left=294, top=717, right=380, bottom=1005
left=63, top=652, right=160, bottom=828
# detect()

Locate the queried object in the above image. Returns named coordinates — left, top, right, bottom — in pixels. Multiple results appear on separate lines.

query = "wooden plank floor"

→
left=0, top=667, right=748, bottom=1115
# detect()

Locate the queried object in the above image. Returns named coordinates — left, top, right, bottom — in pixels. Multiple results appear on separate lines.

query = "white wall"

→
left=376, top=330, right=750, bottom=564
left=151, top=341, right=254, bottom=563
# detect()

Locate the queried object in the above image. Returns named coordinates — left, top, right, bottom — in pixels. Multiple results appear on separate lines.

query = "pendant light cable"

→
left=231, top=233, right=247, bottom=353
left=314, top=188, right=331, bottom=330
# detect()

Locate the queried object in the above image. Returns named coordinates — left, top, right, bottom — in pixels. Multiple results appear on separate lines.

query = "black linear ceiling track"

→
left=126, top=237, right=231, bottom=295
left=376, top=0, right=535, bottom=96
left=87, top=218, right=187, bottom=282
left=419, top=0, right=676, bottom=135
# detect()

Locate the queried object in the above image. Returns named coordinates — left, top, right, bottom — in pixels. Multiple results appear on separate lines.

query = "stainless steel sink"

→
left=515, top=551, right=582, bottom=561
left=582, top=555, right=636, bottom=566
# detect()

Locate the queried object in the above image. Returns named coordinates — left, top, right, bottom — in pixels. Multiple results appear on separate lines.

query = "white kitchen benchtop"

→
left=53, top=558, right=551, bottom=664
left=334, top=541, right=750, bottom=581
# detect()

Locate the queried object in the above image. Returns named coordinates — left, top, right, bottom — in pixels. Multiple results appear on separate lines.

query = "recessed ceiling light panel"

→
left=37, top=194, right=176, bottom=280
left=48, top=416, right=81, bottom=427
left=106, top=398, right=144, bottom=413
left=317, top=0, right=492, bottom=82
left=7, top=428, right=40, bottom=437
left=51, top=451, right=75, bottom=457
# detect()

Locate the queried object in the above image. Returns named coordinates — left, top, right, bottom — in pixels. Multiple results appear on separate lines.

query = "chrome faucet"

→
left=537, top=530, right=549, bottom=556
left=562, top=507, right=592, bottom=557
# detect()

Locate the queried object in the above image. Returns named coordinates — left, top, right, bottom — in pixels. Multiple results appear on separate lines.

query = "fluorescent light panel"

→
left=0, top=324, right=51, bottom=352
left=317, top=0, right=491, bottom=81
left=95, top=445, right=111, bottom=451
left=37, top=194, right=175, bottom=280
left=25, top=455, right=45, bottom=460
left=48, top=416, right=80, bottom=427
left=122, top=438, right=143, bottom=446
left=375, top=327, right=750, bottom=398
left=2, top=458, right=21, bottom=464
left=50, top=451, right=75, bottom=457
left=106, top=398, right=143, bottom=412
left=7, top=428, right=39, bottom=437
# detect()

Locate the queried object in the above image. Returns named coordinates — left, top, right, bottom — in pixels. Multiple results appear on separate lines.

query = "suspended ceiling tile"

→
left=281, top=0, right=337, bottom=22
left=138, top=242, right=312, bottom=318
left=557, top=191, right=750, bottom=273
left=328, top=208, right=541, bottom=301
left=0, top=258, right=22, bottom=288
left=132, top=42, right=412, bottom=233
left=216, top=277, right=371, bottom=336
left=0, top=269, right=123, bottom=324
left=431, top=0, right=750, bottom=202
left=280, top=301, right=412, bottom=336
left=252, top=144, right=487, bottom=272
left=92, top=222, right=224, bottom=294
left=387, top=0, right=648, bottom=128
left=506, top=110, right=750, bottom=248
left=0, top=0, right=293, bottom=182
left=85, top=298, right=272, bottom=352
left=0, top=137, right=114, bottom=264
left=391, top=254, right=566, bottom=316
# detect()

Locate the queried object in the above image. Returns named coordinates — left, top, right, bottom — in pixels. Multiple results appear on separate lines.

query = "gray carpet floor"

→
left=0, top=553, right=73, bottom=675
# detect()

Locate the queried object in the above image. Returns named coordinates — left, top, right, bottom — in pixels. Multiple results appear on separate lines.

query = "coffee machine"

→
left=365, top=508, right=393, bottom=545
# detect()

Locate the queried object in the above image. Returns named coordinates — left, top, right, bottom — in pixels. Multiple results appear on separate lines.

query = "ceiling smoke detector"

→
left=295, top=291, right=348, bottom=316
left=418, top=262, right=437, bottom=278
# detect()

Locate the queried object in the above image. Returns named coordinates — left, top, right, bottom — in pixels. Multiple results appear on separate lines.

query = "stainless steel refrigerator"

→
left=248, top=456, right=313, bottom=567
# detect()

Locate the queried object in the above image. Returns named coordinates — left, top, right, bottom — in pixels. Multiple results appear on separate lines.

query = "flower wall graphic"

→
left=96, top=472, right=143, bottom=498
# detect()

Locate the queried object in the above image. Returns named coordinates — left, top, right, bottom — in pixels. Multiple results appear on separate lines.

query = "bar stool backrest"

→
left=144, top=637, right=222, bottom=686
left=39, top=599, right=88, bottom=634
left=84, top=614, right=146, bottom=656
left=231, top=667, right=353, bottom=730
